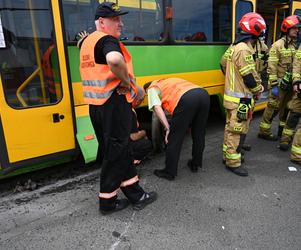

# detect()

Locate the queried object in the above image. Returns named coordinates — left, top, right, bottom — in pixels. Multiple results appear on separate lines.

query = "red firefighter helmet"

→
left=239, top=12, right=266, bottom=37
left=281, top=15, right=301, bottom=33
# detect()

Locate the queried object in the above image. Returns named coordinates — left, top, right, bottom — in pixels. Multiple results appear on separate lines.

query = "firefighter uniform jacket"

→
left=223, top=41, right=262, bottom=110
left=292, top=44, right=301, bottom=82
left=267, top=36, right=296, bottom=87
left=221, top=40, right=268, bottom=76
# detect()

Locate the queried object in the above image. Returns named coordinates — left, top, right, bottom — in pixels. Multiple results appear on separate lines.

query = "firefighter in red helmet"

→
left=222, top=12, right=265, bottom=176
left=258, top=15, right=301, bottom=140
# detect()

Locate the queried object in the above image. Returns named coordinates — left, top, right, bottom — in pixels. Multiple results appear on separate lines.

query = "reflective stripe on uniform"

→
left=293, top=73, right=301, bottom=79
left=224, top=94, right=240, bottom=104
left=225, top=152, right=241, bottom=160
left=295, top=50, right=301, bottom=59
left=279, top=121, right=286, bottom=127
left=283, top=128, right=294, bottom=136
left=120, top=175, right=139, bottom=187
left=224, top=90, right=253, bottom=99
left=268, top=56, right=279, bottom=62
left=223, top=144, right=227, bottom=153
left=291, top=145, right=301, bottom=155
left=260, top=122, right=271, bottom=129
left=224, top=90, right=253, bottom=104
left=230, top=62, right=235, bottom=91
left=99, top=188, right=119, bottom=199
left=268, top=74, right=278, bottom=82
left=82, top=79, right=117, bottom=87
left=239, top=64, right=255, bottom=76
left=83, top=90, right=114, bottom=99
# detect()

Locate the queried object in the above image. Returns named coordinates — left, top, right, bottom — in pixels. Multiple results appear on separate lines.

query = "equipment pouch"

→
left=237, top=98, right=252, bottom=121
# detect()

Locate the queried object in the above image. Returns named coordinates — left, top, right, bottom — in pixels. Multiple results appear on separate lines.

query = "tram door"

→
left=0, top=0, right=75, bottom=167
left=232, top=0, right=256, bottom=42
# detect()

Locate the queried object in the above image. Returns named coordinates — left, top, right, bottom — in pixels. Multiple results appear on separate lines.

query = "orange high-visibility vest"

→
left=80, top=31, right=137, bottom=105
left=41, top=44, right=56, bottom=94
left=149, top=78, right=200, bottom=114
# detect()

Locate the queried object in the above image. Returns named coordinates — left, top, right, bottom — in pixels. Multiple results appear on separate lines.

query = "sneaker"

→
left=133, top=192, right=158, bottom=211
left=99, top=199, right=129, bottom=215
left=187, top=159, right=200, bottom=173
left=154, top=169, right=175, bottom=181
left=226, top=165, right=248, bottom=177
left=279, top=142, right=290, bottom=151
left=258, top=133, right=278, bottom=141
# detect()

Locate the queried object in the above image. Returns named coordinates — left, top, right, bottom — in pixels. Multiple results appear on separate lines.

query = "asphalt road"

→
left=0, top=114, right=300, bottom=250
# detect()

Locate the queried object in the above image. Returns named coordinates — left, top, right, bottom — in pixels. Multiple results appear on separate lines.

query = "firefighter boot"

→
left=100, top=199, right=130, bottom=215
left=242, top=144, right=251, bottom=151
left=187, top=159, right=201, bottom=173
left=154, top=169, right=175, bottom=181
left=279, top=142, right=290, bottom=151
left=257, top=132, right=278, bottom=141
left=132, top=191, right=158, bottom=211
left=226, top=165, right=248, bottom=176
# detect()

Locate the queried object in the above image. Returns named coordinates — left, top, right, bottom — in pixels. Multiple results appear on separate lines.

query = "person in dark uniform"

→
left=79, top=2, right=157, bottom=215
left=130, top=110, right=153, bottom=165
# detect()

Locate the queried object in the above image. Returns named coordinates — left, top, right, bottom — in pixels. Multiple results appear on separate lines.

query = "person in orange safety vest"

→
left=79, top=2, right=157, bottom=215
left=144, top=78, right=210, bottom=181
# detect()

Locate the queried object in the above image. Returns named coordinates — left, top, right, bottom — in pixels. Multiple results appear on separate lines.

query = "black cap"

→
left=95, top=2, right=128, bottom=20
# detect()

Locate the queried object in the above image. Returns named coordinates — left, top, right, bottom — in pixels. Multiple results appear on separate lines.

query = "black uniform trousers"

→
left=165, top=88, right=210, bottom=176
left=89, top=91, right=144, bottom=210
left=130, top=138, right=153, bottom=161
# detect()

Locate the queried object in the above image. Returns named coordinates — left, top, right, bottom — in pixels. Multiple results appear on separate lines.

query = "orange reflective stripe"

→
left=99, top=188, right=119, bottom=199
left=120, top=175, right=139, bottom=187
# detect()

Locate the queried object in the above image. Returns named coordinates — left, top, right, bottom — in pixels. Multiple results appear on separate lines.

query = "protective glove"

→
left=279, top=78, right=289, bottom=90
left=237, top=103, right=248, bottom=121
left=237, top=98, right=252, bottom=121
left=271, top=85, right=279, bottom=97
left=76, top=30, right=89, bottom=48
left=279, top=72, right=292, bottom=90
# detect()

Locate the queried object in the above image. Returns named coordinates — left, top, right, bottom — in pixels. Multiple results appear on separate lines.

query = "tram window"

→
left=294, top=9, right=301, bottom=16
left=0, top=0, right=62, bottom=108
left=61, top=0, right=164, bottom=42
left=275, top=8, right=289, bottom=40
left=172, top=0, right=232, bottom=43
left=235, top=0, right=253, bottom=31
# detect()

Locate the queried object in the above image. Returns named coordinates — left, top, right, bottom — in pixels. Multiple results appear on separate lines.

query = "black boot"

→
left=99, top=199, right=130, bottom=215
left=226, top=165, right=248, bottom=176
left=242, top=144, right=251, bottom=151
left=258, top=133, right=278, bottom=141
left=279, top=141, right=290, bottom=151
left=290, top=159, right=301, bottom=166
left=132, top=192, right=158, bottom=211
left=187, top=159, right=200, bottom=173
left=154, top=169, right=175, bottom=181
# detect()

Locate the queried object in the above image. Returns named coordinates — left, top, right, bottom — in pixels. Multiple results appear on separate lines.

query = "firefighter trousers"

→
left=291, top=125, right=301, bottom=162
left=280, top=94, right=301, bottom=144
left=223, top=108, right=250, bottom=168
left=90, top=91, right=145, bottom=210
left=165, top=88, right=210, bottom=176
left=259, top=88, right=292, bottom=135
